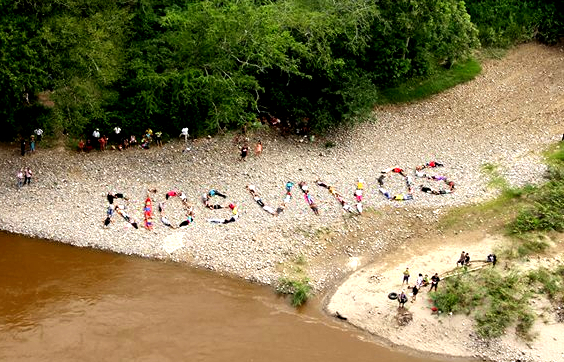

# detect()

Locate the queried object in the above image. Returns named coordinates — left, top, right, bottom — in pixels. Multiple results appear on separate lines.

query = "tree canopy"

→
left=0, top=0, right=561, bottom=140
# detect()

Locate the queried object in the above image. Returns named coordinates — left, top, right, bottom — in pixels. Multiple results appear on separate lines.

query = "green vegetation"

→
left=527, top=267, right=564, bottom=302
left=481, top=163, right=510, bottom=190
left=510, top=144, right=564, bottom=235
left=432, top=268, right=535, bottom=340
left=433, top=143, right=564, bottom=339
left=1, top=0, right=561, bottom=142
left=465, top=0, right=564, bottom=47
left=377, top=59, right=482, bottom=104
left=277, top=276, right=312, bottom=307
left=277, top=253, right=312, bottom=307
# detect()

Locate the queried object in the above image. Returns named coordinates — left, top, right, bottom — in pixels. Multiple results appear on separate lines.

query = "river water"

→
left=0, top=232, right=450, bottom=362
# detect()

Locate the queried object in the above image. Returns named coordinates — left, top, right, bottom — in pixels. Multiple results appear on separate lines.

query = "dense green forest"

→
left=1, top=0, right=562, bottom=141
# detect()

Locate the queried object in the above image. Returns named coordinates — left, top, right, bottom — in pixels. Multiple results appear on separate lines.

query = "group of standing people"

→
left=79, top=128, right=164, bottom=152
left=397, top=267, right=441, bottom=308
left=16, top=167, right=33, bottom=189
left=20, top=129, right=42, bottom=156
left=240, top=140, right=263, bottom=161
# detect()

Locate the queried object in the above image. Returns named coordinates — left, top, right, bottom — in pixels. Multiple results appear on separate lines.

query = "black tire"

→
left=388, top=292, right=398, bottom=300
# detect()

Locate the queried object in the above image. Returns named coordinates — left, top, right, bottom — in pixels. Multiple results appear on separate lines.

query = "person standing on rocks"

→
left=241, top=145, right=249, bottom=161
left=429, top=273, right=440, bottom=292
left=180, top=127, right=189, bottom=150
left=30, top=135, right=36, bottom=153
left=24, top=167, right=33, bottom=185
left=255, top=140, right=263, bottom=156
left=16, top=169, right=24, bottom=189
left=402, top=267, right=410, bottom=286
left=155, top=131, right=163, bottom=147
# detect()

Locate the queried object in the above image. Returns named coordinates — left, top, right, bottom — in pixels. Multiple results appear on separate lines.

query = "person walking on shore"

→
left=24, top=167, right=33, bottom=185
left=16, top=169, right=24, bottom=189
left=255, top=140, right=263, bottom=156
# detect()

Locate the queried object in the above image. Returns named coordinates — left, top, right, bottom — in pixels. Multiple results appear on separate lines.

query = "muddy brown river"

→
left=0, top=232, right=454, bottom=362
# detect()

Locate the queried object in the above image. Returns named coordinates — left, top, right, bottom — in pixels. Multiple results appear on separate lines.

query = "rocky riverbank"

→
left=1, top=42, right=563, bottom=361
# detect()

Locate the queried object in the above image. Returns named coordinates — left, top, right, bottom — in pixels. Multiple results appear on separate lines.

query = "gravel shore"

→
left=1, top=43, right=562, bottom=291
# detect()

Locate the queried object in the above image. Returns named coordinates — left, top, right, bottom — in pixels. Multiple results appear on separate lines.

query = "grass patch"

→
left=527, top=267, right=564, bottom=301
left=377, top=58, right=482, bottom=104
left=481, top=162, right=510, bottom=190
left=276, top=277, right=312, bottom=307
left=431, top=268, right=535, bottom=340
left=509, top=144, right=564, bottom=235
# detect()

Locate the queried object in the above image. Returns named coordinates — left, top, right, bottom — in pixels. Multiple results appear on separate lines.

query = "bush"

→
left=277, top=277, right=312, bottom=307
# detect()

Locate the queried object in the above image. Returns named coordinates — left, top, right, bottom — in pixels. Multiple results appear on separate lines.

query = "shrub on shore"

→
left=276, top=277, right=312, bottom=308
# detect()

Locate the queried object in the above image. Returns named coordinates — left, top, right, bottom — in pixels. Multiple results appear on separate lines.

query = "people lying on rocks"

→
left=145, top=216, right=154, bottom=230
left=285, top=182, right=294, bottom=193
left=379, top=187, right=391, bottom=199
left=377, top=174, right=385, bottom=186
left=393, top=193, right=413, bottom=201
left=420, top=185, right=453, bottom=195
left=392, top=167, right=406, bottom=177
left=107, top=191, right=128, bottom=204
left=247, top=185, right=277, bottom=215
left=415, top=166, right=427, bottom=178
left=430, top=175, right=447, bottom=181
left=166, top=190, right=178, bottom=200
left=208, top=203, right=239, bottom=224
left=357, top=178, right=364, bottom=191
left=179, top=192, right=188, bottom=205
left=161, top=215, right=174, bottom=228
left=354, top=189, right=363, bottom=203
left=426, top=160, right=444, bottom=168
left=405, top=176, right=414, bottom=193
left=202, top=193, right=225, bottom=210
left=305, top=196, right=320, bottom=215
left=115, top=205, right=138, bottom=229
left=337, top=195, right=355, bottom=213
left=179, top=215, right=194, bottom=228
left=209, top=189, right=227, bottom=198
left=277, top=190, right=293, bottom=214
